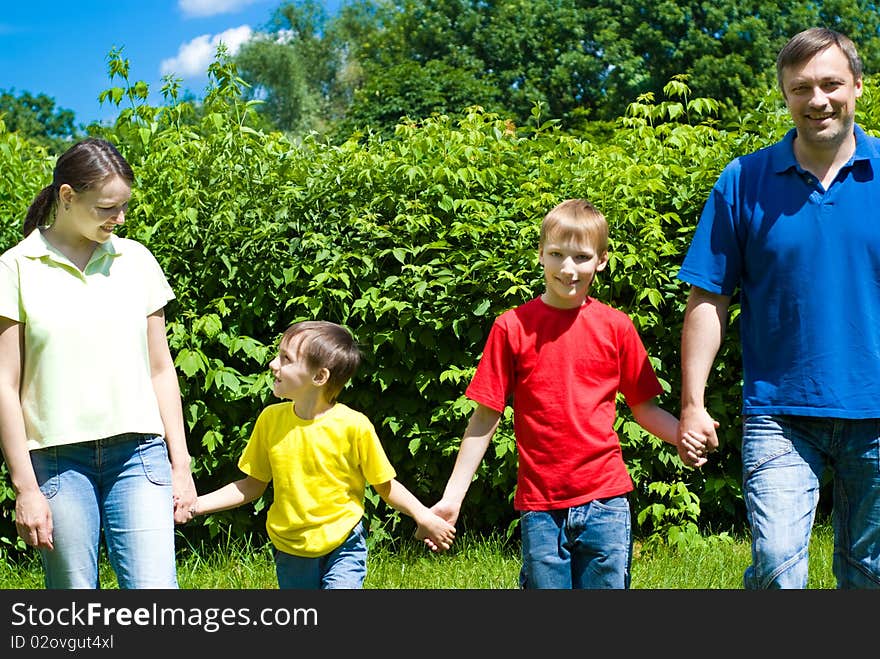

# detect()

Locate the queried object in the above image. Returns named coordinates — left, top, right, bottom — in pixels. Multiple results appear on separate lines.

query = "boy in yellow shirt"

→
left=188, top=320, right=455, bottom=588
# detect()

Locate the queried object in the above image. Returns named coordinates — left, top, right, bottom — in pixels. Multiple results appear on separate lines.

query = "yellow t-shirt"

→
left=238, top=401, right=397, bottom=557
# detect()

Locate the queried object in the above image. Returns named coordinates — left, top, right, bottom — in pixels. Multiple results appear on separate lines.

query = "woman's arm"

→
left=0, top=317, right=53, bottom=548
left=147, top=309, right=197, bottom=523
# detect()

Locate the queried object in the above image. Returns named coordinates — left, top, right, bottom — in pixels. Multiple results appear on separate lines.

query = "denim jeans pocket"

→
left=31, top=446, right=60, bottom=499
left=589, top=496, right=630, bottom=512
left=742, top=415, right=794, bottom=476
left=137, top=435, right=172, bottom=486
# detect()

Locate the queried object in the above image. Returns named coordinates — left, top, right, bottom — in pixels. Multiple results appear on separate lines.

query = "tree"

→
left=585, top=0, right=880, bottom=123
left=337, top=58, right=505, bottom=138
left=235, top=0, right=357, bottom=135
left=0, top=89, right=79, bottom=152
left=234, top=0, right=880, bottom=136
left=356, top=0, right=880, bottom=125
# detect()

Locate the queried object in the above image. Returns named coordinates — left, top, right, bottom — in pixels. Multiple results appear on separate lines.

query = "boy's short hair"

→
left=539, top=199, right=609, bottom=254
left=281, top=320, right=362, bottom=403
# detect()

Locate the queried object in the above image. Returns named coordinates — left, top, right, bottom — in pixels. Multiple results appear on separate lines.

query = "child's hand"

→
left=677, top=431, right=710, bottom=468
left=177, top=497, right=199, bottom=523
left=414, top=511, right=456, bottom=553
left=416, top=499, right=460, bottom=551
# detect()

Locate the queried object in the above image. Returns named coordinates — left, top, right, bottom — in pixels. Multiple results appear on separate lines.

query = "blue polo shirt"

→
left=678, top=125, right=880, bottom=418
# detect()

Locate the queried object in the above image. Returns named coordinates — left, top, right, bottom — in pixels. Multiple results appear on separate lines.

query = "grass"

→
left=0, top=524, right=838, bottom=589
left=631, top=528, right=834, bottom=589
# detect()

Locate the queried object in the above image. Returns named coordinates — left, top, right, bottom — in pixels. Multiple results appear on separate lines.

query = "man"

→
left=677, top=27, right=880, bottom=589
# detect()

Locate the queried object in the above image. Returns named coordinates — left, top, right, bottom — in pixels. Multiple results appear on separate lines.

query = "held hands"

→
left=677, top=407, right=721, bottom=468
left=414, top=508, right=456, bottom=553
left=416, top=499, right=460, bottom=552
left=171, top=464, right=198, bottom=525
left=174, top=495, right=200, bottom=524
left=678, top=431, right=711, bottom=467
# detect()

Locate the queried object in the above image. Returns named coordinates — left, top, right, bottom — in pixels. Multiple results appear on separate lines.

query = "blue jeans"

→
left=274, top=521, right=367, bottom=589
left=519, top=496, right=632, bottom=589
left=742, top=415, right=880, bottom=589
left=30, top=433, right=177, bottom=589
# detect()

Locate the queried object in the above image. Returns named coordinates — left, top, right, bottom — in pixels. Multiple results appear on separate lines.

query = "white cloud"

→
left=160, top=25, right=253, bottom=78
left=179, top=0, right=260, bottom=17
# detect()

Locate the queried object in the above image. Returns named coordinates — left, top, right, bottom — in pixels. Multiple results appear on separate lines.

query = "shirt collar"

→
left=771, top=124, right=879, bottom=174
left=20, top=230, right=122, bottom=262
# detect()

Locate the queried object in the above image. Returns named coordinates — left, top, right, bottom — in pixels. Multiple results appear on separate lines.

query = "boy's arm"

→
left=373, top=479, right=456, bottom=552
left=629, top=398, right=708, bottom=468
left=432, top=403, right=502, bottom=525
left=189, top=475, right=268, bottom=519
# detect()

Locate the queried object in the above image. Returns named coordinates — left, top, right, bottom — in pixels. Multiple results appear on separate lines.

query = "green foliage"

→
left=235, top=0, right=350, bottom=136
left=337, top=58, right=505, bottom=140
left=0, top=120, right=56, bottom=549
left=0, top=122, right=52, bottom=251
left=0, top=90, right=80, bottom=153
left=234, top=1, right=880, bottom=135
left=5, top=46, right=880, bottom=555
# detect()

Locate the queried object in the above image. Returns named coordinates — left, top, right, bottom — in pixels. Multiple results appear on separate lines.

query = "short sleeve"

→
left=238, top=408, right=273, bottom=483
left=356, top=416, right=396, bottom=486
left=677, top=161, right=744, bottom=296
left=464, top=317, right=514, bottom=412
left=616, top=316, right=663, bottom=408
left=137, top=244, right=174, bottom=315
left=0, top=258, right=22, bottom=322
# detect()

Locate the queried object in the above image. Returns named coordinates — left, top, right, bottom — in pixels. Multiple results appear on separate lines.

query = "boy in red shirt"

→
left=427, top=199, right=706, bottom=588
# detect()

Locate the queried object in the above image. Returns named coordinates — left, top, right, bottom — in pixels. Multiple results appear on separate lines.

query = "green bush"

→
left=4, top=52, right=879, bottom=555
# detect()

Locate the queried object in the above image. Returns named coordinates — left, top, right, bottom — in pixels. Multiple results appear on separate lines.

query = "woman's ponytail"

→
left=23, top=185, right=56, bottom=237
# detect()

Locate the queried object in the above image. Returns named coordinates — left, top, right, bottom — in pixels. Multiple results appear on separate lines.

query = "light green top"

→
left=0, top=230, right=174, bottom=450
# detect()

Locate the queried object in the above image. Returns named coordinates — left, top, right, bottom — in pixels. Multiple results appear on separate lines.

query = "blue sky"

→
left=1, top=0, right=341, bottom=128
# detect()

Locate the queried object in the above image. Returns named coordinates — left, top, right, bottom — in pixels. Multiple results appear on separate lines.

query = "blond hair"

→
left=539, top=199, right=609, bottom=254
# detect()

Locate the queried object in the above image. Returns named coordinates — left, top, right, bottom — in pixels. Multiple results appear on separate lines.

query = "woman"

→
left=0, top=137, right=196, bottom=588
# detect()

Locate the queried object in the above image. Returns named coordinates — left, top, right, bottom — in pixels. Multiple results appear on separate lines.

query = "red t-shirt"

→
left=465, top=296, right=663, bottom=510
